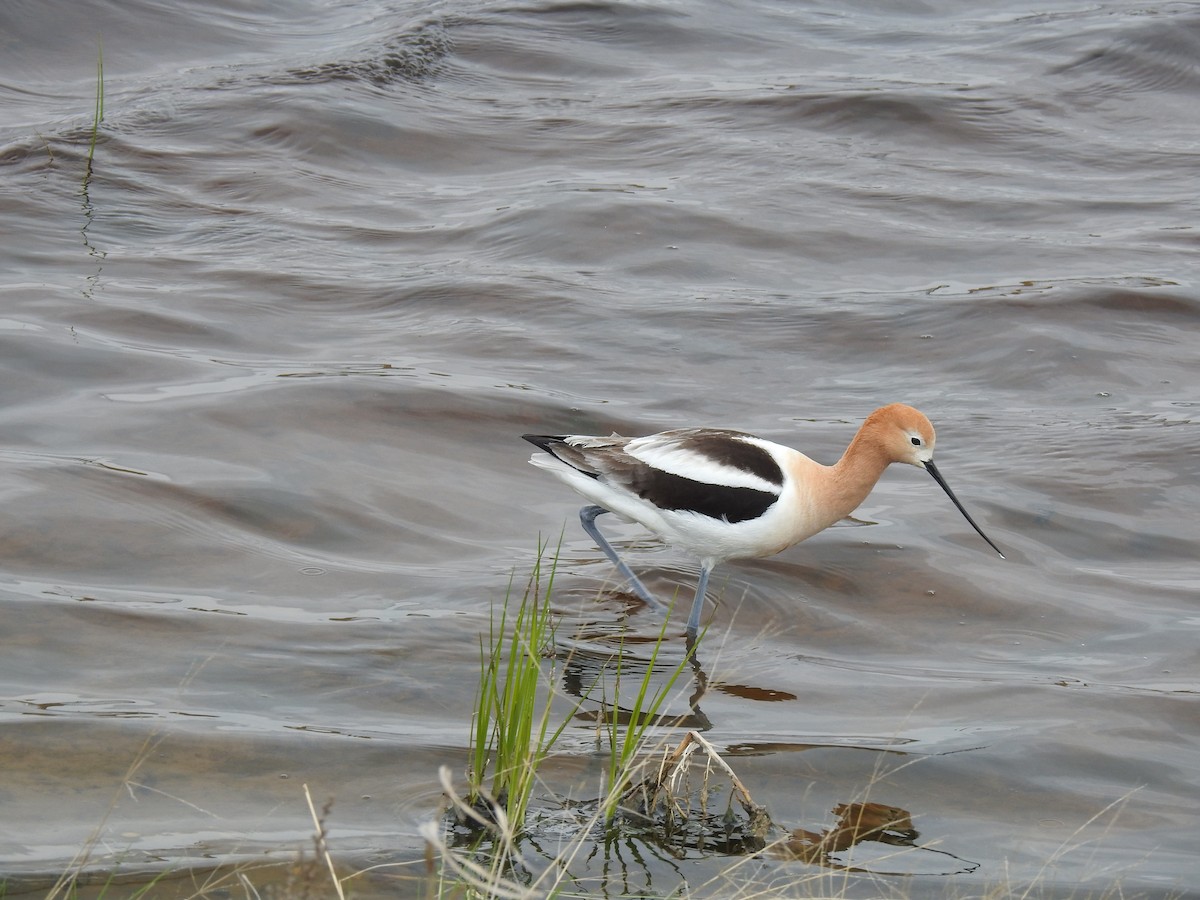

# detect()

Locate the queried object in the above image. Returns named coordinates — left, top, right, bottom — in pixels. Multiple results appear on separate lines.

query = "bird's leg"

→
left=578, top=505, right=663, bottom=609
left=685, top=564, right=712, bottom=637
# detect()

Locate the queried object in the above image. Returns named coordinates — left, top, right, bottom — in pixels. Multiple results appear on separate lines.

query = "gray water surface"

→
left=1, top=0, right=1197, bottom=896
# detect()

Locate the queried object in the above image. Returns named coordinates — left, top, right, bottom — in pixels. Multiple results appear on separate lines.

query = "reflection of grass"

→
left=430, top=752, right=1147, bottom=900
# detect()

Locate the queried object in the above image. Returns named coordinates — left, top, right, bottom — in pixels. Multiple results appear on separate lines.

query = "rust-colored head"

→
left=862, top=403, right=937, bottom=467
left=864, top=403, right=1005, bottom=558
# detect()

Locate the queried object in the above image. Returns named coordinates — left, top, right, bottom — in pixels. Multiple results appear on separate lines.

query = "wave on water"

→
left=1049, top=10, right=1200, bottom=94
left=273, top=19, right=454, bottom=86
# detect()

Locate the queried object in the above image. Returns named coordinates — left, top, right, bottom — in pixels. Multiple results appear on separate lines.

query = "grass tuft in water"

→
left=600, top=608, right=693, bottom=824
left=432, top=554, right=718, bottom=896
left=467, top=538, right=578, bottom=834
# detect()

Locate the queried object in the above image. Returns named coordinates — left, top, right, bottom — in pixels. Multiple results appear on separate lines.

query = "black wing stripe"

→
left=674, top=431, right=784, bottom=488
left=631, top=469, right=778, bottom=523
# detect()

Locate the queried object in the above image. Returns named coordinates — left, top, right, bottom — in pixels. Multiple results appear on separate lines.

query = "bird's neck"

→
left=822, top=433, right=892, bottom=522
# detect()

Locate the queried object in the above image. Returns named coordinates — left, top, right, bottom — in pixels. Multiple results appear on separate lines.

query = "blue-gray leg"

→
left=578, top=505, right=663, bottom=610
left=686, top=564, right=712, bottom=637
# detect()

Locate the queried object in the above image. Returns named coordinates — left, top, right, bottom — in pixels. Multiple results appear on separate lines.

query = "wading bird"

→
left=523, top=404, right=1003, bottom=637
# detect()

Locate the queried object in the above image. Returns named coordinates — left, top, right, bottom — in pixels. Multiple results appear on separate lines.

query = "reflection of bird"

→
left=783, top=802, right=917, bottom=864
left=523, top=404, right=1003, bottom=636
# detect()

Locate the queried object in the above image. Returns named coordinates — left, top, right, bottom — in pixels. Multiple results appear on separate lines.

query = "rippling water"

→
left=1, top=0, right=1197, bottom=896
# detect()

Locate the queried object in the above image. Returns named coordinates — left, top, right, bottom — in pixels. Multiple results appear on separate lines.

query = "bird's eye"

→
left=910, top=436, right=922, bottom=446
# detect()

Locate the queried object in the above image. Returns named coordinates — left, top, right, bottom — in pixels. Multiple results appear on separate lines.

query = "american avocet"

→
left=523, top=404, right=1003, bottom=637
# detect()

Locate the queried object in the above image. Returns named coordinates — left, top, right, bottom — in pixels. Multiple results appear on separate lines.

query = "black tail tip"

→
left=522, top=434, right=565, bottom=453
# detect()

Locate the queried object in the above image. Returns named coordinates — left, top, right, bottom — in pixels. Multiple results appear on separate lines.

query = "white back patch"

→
left=625, top=433, right=782, bottom=493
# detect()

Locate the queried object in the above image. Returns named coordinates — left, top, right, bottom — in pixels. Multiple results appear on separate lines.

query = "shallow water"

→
left=1, top=0, right=1198, bottom=896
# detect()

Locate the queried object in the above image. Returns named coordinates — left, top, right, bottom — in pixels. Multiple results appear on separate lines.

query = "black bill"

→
left=924, top=460, right=1005, bottom=559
